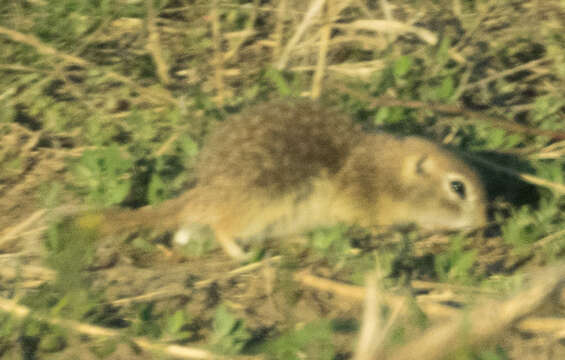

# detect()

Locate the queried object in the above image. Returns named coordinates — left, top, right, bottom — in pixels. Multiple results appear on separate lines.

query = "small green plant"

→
left=451, top=345, right=510, bottom=360
left=10, top=316, right=70, bottom=357
left=132, top=304, right=194, bottom=342
left=262, top=68, right=306, bottom=98
left=500, top=192, right=563, bottom=258
left=531, top=95, right=565, bottom=132
left=264, top=320, right=334, bottom=360
left=36, top=218, right=105, bottom=324
left=133, top=303, right=162, bottom=339
left=475, top=346, right=510, bottom=360
left=88, top=338, right=121, bottom=359
left=370, top=56, right=421, bottom=134
left=308, top=224, right=352, bottom=264
left=0, top=313, right=17, bottom=357
left=44, top=218, right=97, bottom=292
left=434, top=234, right=478, bottom=285
left=164, top=310, right=194, bottom=343
left=472, top=125, right=524, bottom=150
left=147, top=137, right=198, bottom=204
left=210, top=304, right=251, bottom=355
left=37, top=331, right=66, bottom=353
left=71, top=144, right=133, bottom=207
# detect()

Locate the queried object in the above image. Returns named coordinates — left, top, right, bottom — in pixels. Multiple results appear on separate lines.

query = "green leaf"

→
left=166, top=310, right=187, bottom=334
left=265, top=68, right=291, bottom=96
left=214, top=305, right=238, bottom=337
left=164, top=309, right=193, bottom=341
left=374, top=106, right=391, bottom=126
left=71, top=145, right=133, bottom=206
left=148, top=171, right=166, bottom=204
left=435, top=234, right=478, bottom=284
left=435, top=36, right=451, bottom=68
left=265, top=320, right=334, bottom=360
left=179, top=137, right=199, bottom=158
left=39, top=333, right=66, bottom=353
left=134, top=303, right=162, bottom=339
left=308, top=225, right=351, bottom=264
left=210, top=304, right=251, bottom=355
left=434, top=75, right=455, bottom=101
left=393, top=55, right=413, bottom=79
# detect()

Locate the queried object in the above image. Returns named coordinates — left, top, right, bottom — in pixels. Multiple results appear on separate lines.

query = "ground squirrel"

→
left=94, top=99, right=487, bottom=260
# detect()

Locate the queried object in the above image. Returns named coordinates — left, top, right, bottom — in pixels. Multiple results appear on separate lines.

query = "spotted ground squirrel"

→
left=92, top=99, right=487, bottom=260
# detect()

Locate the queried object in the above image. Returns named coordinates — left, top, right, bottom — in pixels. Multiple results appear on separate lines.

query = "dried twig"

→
left=354, top=269, right=406, bottom=360
left=311, top=0, right=331, bottom=99
left=276, top=0, right=326, bottom=70
left=210, top=0, right=225, bottom=104
left=146, top=0, right=171, bottom=85
left=224, top=0, right=259, bottom=62
left=379, top=0, right=395, bottom=44
left=112, top=256, right=282, bottom=306
left=533, top=227, right=565, bottom=250
left=294, top=271, right=460, bottom=319
left=517, top=317, right=565, bottom=339
left=389, top=265, right=565, bottom=360
left=0, top=210, right=46, bottom=249
left=272, top=0, right=288, bottom=59
left=463, top=57, right=552, bottom=92
left=335, top=19, right=438, bottom=45
left=293, top=59, right=385, bottom=78
left=469, top=155, right=565, bottom=195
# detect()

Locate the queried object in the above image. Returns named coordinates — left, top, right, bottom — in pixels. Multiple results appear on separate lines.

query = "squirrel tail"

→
left=76, top=191, right=194, bottom=237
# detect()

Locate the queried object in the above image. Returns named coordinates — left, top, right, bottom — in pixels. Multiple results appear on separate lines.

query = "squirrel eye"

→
left=450, top=180, right=466, bottom=199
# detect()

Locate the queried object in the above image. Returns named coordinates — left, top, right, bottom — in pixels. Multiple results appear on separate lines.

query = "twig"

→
left=293, top=59, right=385, bottom=78
left=533, top=227, right=565, bottom=250
left=517, top=317, right=565, bottom=339
left=211, top=0, right=225, bottom=104
left=294, top=271, right=460, bottom=319
left=276, top=0, right=326, bottom=70
left=311, top=0, right=331, bottom=99
left=531, top=140, right=565, bottom=160
left=155, top=133, right=180, bottom=156
left=0, top=210, right=46, bottom=249
left=224, top=0, right=259, bottom=62
left=0, top=64, right=48, bottom=73
left=272, top=0, right=288, bottom=59
left=146, top=0, right=171, bottom=85
left=388, top=264, right=565, bottom=360
left=0, top=26, right=88, bottom=66
left=354, top=269, right=406, bottom=360
left=469, top=155, right=565, bottom=195
left=463, top=57, right=552, bottom=92
left=335, top=19, right=438, bottom=45
left=354, top=272, right=383, bottom=360
left=112, top=256, right=282, bottom=306
left=379, top=0, right=395, bottom=44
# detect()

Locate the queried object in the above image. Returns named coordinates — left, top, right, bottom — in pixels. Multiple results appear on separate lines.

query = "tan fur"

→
left=98, top=100, right=487, bottom=260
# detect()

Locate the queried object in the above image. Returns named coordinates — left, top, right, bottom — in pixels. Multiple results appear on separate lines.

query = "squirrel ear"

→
left=402, top=154, right=435, bottom=180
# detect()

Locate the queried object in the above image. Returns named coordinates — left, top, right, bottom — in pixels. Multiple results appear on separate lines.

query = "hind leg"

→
left=215, top=230, right=248, bottom=261
left=173, top=222, right=249, bottom=261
